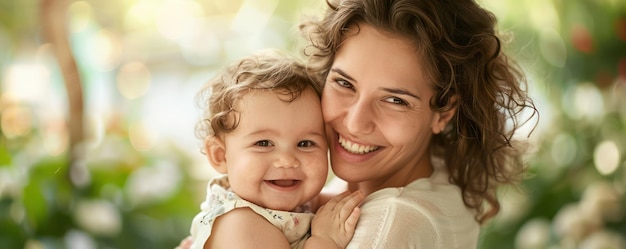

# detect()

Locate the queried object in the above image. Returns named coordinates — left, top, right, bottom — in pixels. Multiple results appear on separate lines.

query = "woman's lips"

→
left=331, top=132, right=383, bottom=164
left=338, top=135, right=380, bottom=154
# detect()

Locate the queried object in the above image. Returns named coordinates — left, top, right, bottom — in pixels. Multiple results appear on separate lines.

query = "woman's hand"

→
left=306, top=191, right=364, bottom=249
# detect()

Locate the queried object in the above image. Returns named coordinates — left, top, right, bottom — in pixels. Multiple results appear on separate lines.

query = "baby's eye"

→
left=255, top=140, right=273, bottom=147
left=297, top=140, right=316, bottom=147
left=384, top=96, right=409, bottom=106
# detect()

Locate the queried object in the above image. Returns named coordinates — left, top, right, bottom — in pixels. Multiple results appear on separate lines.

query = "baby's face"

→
left=222, top=88, right=328, bottom=211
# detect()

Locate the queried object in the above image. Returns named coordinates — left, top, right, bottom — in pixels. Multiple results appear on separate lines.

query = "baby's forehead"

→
left=235, top=87, right=320, bottom=115
left=231, top=88, right=323, bottom=131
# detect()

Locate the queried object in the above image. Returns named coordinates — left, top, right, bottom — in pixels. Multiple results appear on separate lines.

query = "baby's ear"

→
left=206, top=136, right=227, bottom=174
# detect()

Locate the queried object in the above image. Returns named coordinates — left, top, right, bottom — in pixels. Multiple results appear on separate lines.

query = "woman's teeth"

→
left=338, top=136, right=379, bottom=154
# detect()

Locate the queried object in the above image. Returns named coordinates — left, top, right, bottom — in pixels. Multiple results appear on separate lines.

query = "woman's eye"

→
left=385, top=97, right=409, bottom=106
left=297, top=140, right=315, bottom=147
left=255, top=140, right=273, bottom=147
left=335, top=79, right=354, bottom=89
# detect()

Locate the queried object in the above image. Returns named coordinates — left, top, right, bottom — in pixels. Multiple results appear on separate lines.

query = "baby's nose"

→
left=272, top=152, right=300, bottom=168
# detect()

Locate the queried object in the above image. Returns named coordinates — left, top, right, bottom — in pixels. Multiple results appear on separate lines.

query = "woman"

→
left=179, top=0, right=536, bottom=248
left=301, top=0, right=536, bottom=247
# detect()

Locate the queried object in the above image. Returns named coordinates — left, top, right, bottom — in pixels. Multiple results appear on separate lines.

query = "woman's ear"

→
left=206, top=136, right=228, bottom=174
left=432, top=96, right=458, bottom=134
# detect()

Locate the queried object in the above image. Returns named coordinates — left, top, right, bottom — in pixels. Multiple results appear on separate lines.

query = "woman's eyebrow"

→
left=381, top=87, right=421, bottom=100
left=330, top=68, right=355, bottom=81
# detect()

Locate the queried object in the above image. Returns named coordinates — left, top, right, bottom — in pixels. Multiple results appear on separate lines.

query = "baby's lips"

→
left=269, top=179, right=299, bottom=187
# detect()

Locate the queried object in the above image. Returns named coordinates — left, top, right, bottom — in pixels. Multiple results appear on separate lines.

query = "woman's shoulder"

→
left=351, top=179, right=479, bottom=249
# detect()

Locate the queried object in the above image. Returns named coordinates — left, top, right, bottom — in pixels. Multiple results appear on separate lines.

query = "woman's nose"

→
left=343, top=99, right=375, bottom=135
left=272, top=151, right=300, bottom=168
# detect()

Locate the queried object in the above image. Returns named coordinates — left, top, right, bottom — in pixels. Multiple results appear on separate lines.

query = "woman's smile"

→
left=338, top=135, right=380, bottom=154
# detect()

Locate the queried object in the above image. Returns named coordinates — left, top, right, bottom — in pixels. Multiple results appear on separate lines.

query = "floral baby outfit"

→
left=189, top=176, right=314, bottom=249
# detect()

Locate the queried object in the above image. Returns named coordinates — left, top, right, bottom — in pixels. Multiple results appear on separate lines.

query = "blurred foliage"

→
left=477, top=0, right=626, bottom=248
left=0, top=0, right=624, bottom=249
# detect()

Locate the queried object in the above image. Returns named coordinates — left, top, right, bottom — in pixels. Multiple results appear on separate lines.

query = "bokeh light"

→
left=125, top=161, right=182, bottom=207
left=515, top=218, right=551, bottom=249
left=128, top=122, right=157, bottom=151
left=562, top=83, right=605, bottom=121
left=64, top=230, right=97, bottom=249
left=524, top=0, right=560, bottom=31
left=580, top=181, right=624, bottom=223
left=0, top=168, right=20, bottom=198
left=24, top=240, right=44, bottom=249
left=154, top=0, right=204, bottom=42
left=593, top=140, right=621, bottom=175
left=0, top=105, right=33, bottom=139
left=68, top=1, right=95, bottom=33
left=73, top=199, right=121, bottom=236
left=579, top=229, right=626, bottom=249
left=42, top=119, right=68, bottom=156
left=124, top=0, right=158, bottom=31
left=550, top=132, right=577, bottom=170
left=93, top=30, right=122, bottom=71
left=2, top=63, right=51, bottom=103
left=539, top=28, right=567, bottom=68
left=179, top=25, right=222, bottom=66
left=116, top=62, right=152, bottom=100
left=553, top=203, right=601, bottom=242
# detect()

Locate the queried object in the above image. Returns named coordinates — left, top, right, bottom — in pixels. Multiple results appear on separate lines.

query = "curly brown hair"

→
left=195, top=49, right=322, bottom=142
left=300, top=0, right=537, bottom=223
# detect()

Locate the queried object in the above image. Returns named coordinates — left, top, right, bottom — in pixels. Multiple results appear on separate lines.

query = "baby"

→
left=189, top=50, right=363, bottom=249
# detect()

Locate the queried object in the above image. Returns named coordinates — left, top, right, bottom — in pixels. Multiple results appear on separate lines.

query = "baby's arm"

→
left=203, top=208, right=291, bottom=248
left=304, top=191, right=364, bottom=249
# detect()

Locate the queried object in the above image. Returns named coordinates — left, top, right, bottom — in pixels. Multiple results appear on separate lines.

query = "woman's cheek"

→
left=322, top=89, right=344, bottom=121
left=321, top=92, right=335, bottom=122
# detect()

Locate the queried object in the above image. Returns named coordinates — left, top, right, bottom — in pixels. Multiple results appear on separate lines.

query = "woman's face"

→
left=322, top=24, right=450, bottom=191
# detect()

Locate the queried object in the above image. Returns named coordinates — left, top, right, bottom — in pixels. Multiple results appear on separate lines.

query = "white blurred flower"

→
left=515, top=218, right=552, bottom=249
left=580, top=181, right=624, bottom=223
left=24, top=240, right=44, bottom=249
left=64, top=229, right=97, bottom=249
left=497, top=188, right=531, bottom=226
left=73, top=199, right=122, bottom=236
left=552, top=203, right=602, bottom=242
left=125, top=160, right=182, bottom=207
left=0, top=167, right=20, bottom=198
left=579, top=229, right=626, bottom=249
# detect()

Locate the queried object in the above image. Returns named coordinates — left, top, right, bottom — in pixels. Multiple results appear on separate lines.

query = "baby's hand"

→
left=175, top=236, right=192, bottom=249
left=309, top=191, right=364, bottom=248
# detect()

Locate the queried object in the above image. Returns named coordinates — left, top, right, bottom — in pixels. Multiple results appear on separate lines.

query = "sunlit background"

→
left=0, top=0, right=624, bottom=248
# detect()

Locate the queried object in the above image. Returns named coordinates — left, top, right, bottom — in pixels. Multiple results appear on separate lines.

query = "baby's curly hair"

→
left=195, top=50, right=322, bottom=143
left=300, top=0, right=538, bottom=223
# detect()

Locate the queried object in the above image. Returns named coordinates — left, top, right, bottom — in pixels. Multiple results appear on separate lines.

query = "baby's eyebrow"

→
left=381, top=87, right=421, bottom=100
left=306, top=131, right=326, bottom=139
left=246, top=129, right=274, bottom=137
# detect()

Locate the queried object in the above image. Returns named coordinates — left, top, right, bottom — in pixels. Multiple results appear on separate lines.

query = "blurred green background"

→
left=0, top=0, right=624, bottom=248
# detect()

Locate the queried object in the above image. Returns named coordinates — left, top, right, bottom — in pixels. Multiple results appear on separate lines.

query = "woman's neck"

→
left=348, top=161, right=434, bottom=196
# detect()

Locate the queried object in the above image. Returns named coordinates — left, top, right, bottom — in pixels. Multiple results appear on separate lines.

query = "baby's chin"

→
left=266, top=201, right=312, bottom=213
